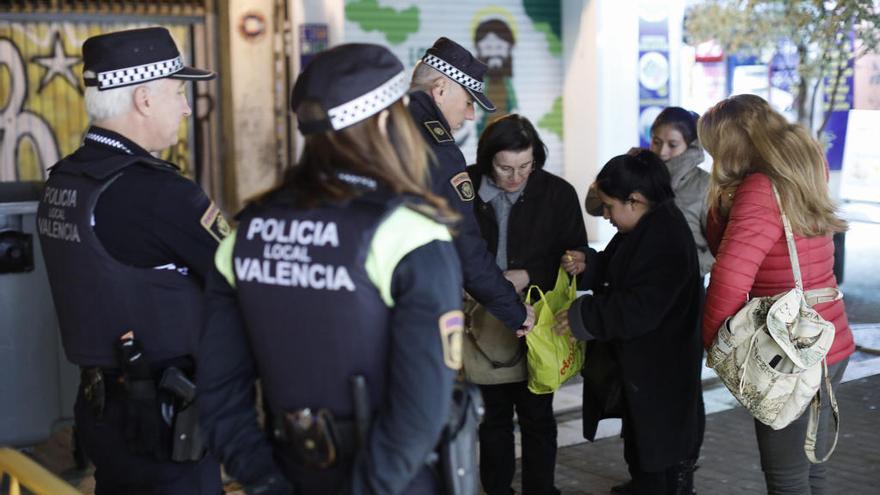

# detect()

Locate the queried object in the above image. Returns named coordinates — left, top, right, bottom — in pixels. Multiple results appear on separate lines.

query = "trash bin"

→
left=0, top=181, right=79, bottom=447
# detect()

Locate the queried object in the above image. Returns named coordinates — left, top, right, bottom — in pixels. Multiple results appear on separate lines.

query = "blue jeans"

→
left=753, top=358, right=849, bottom=495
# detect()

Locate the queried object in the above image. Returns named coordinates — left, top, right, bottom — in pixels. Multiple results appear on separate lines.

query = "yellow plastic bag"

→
left=524, top=267, right=585, bottom=394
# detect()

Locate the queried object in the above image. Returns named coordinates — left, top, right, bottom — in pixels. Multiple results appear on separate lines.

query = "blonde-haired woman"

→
left=197, top=44, right=465, bottom=494
left=700, top=94, right=853, bottom=495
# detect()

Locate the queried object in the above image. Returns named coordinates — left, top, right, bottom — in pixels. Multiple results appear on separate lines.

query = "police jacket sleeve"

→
left=152, top=178, right=228, bottom=281
left=437, top=177, right=525, bottom=330
left=352, top=212, right=463, bottom=494
left=197, top=235, right=285, bottom=489
left=93, top=168, right=228, bottom=282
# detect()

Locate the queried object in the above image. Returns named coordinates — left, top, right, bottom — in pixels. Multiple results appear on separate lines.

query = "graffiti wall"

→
left=0, top=21, right=193, bottom=182
left=343, top=0, right=563, bottom=174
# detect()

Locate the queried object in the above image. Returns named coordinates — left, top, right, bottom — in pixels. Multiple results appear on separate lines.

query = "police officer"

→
left=409, top=37, right=534, bottom=335
left=36, top=27, right=224, bottom=494
left=197, top=43, right=468, bottom=495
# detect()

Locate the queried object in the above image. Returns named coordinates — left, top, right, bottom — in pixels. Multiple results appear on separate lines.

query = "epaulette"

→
left=422, top=120, right=454, bottom=144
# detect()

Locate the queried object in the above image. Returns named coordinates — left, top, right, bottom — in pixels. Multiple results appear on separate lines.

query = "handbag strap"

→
left=771, top=185, right=803, bottom=292
left=804, top=359, right=840, bottom=463
left=804, top=287, right=843, bottom=306
left=463, top=301, right=525, bottom=369
left=464, top=330, right=525, bottom=369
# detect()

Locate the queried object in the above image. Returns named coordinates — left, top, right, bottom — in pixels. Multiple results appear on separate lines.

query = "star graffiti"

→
left=31, top=31, right=81, bottom=94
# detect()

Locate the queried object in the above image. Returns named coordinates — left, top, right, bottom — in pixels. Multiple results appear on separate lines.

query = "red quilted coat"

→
left=702, top=173, right=854, bottom=365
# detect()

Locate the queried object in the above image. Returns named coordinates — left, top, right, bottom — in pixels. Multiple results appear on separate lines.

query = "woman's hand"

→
left=504, top=269, right=530, bottom=293
left=561, top=250, right=586, bottom=276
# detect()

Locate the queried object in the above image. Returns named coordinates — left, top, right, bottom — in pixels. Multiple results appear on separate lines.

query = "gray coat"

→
left=666, top=145, right=713, bottom=276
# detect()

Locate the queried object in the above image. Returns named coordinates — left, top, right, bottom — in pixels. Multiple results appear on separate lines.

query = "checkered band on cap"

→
left=422, top=54, right=485, bottom=93
left=95, top=56, right=184, bottom=89
left=327, top=70, right=408, bottom=131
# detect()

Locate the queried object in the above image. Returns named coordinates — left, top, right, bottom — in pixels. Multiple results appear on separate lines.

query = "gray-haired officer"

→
left=409, top=37, right=534, bottom=335
left=36, top=27, right=223, bottom=494
left=197, top=43, right=474, bottom=495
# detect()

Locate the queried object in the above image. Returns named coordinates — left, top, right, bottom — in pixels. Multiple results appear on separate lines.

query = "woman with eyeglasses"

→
left=556, top=150, right=705, bottom=495
left=466, top=114, right=587, bottom=495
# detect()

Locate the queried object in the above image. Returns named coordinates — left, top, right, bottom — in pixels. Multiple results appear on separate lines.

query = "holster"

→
left=170, top=404, right=205, bottom=462
left=274, top=408, right=358, bottom=469
left=437, top=380, right=483, bottom=495
left=158, top=366, right=206, bottom=462
left=272, top=375, right=370, bottom=470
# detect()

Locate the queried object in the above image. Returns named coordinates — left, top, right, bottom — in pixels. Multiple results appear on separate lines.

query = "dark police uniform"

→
left=409, top=38, right=525, bottom=331
left=196, top=43, right=467, bottom=495
left=36, top=27, right=222, bottom=494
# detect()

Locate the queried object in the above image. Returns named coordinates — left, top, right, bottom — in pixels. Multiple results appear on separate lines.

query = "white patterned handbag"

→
left=707, top=186, right=842, bottom=463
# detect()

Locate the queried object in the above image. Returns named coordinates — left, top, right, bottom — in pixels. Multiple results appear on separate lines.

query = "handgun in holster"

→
left=437, top=379, right=483, bottom=495
left=159, top=366, right=206, bottom=462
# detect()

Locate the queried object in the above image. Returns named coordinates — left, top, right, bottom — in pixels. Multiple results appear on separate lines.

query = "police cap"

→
left=291, top=43, right=409, bottom=135
left=82, top=27, right=215, bottom=91
left=421, top=37, right=495, bottom=112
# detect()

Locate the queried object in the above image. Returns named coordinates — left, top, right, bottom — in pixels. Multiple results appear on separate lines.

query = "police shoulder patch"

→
left=200, top=202, right=231, bottom=242
left=423, top=120, right=453, bottom=144
left=449, top=172, right=475, bottom=202
left=439, top=310, right=464, bottom=370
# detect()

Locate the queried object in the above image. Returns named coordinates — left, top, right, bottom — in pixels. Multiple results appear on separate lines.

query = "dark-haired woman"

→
left=582, top=107, right=712, bottom=277
left=557, top=151, right=705, bottom=495
left=649, top=107, right=713, bottom=276
left=467, top=114, right=586, bottom=495
left=196, top=44, right=464, bottom=495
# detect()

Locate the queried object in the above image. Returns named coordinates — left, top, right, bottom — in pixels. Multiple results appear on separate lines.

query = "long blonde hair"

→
left=698, top=94, right=846, bottom=236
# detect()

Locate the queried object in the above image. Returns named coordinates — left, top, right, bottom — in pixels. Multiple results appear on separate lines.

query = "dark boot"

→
left=669, top=458, right=698, bottom=495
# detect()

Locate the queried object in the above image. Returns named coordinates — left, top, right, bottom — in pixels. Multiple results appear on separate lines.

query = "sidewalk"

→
left=540, top=372, right=880, bottom=494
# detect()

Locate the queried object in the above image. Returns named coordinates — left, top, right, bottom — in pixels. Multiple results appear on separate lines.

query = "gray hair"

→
left=84, top=78, right=164, bottom=122
left=409, top=61, right=446, bottom=93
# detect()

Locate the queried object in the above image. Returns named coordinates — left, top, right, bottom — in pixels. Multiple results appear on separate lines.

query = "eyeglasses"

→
left=492, top=159, right=534, bottom=178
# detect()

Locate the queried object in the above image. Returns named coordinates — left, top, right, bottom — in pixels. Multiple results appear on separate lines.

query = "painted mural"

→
left=0, top=21, right=193, bottom=183
left=344, top=0, right=564, bottom=175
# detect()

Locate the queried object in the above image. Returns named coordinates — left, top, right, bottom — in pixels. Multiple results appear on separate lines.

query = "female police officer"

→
left=196, top=43, right=466, bottom=495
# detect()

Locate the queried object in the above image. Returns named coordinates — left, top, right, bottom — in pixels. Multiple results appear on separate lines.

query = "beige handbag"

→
left=707, top=185, right=842, bottom=463
left=461, top=297, right=527, bottom=385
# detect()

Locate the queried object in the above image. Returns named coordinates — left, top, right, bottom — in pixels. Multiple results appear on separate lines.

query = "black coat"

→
left=408, top=91, right=525, bottom=329
left=567, top=200, right=705, bottom=472
left=467, top=167, right=587, bottom=292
